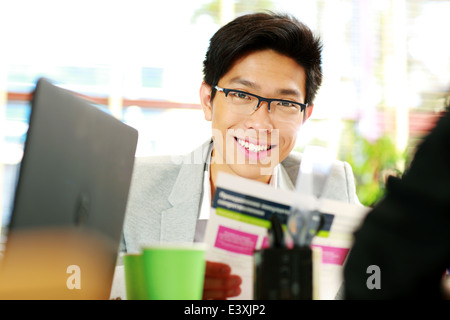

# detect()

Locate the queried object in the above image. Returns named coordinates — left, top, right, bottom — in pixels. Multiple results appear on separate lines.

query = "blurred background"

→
left=0, top=0, right=449, bottom=233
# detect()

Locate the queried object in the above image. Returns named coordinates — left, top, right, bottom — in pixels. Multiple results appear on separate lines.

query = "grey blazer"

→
left=122, top=140, right=360, bottom=253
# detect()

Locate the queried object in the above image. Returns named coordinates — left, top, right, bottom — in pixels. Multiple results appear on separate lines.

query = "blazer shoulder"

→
left=133, top=154, right=182, bottom=179
left=282, top=151, right=360, bottom=204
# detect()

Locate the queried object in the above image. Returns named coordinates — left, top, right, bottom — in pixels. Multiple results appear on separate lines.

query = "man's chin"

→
left=228, top=163, right=277, bottom=181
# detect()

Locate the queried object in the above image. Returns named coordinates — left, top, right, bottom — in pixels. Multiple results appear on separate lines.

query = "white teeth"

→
left=237, top=138, right=271, bottom=152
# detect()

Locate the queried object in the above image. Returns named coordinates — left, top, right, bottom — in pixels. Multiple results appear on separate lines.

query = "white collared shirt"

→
left=193, top=150, right=281, bottom=242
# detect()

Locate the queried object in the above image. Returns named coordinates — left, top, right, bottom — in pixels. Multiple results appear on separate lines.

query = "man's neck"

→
left=209, top=162, right=272, bottom=201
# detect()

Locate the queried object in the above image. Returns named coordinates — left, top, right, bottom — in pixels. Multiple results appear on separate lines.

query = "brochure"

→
left=203, top=172, right=370, bottom=300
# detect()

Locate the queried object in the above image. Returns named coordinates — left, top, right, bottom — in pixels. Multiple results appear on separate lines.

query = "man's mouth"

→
left=234, top=137, right=274, bottom=153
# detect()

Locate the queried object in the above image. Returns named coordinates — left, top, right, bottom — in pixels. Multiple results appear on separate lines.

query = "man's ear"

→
left=200, top=82, right=213, bottom=121
left=303, top=104, right=314, bottom=123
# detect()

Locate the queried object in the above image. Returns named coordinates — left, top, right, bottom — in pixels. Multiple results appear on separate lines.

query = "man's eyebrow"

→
left=229, top=77, right=304, bottom=99
left=276, top=88, right=303, bottom=99
left=229, top=77, right=260, bottom=90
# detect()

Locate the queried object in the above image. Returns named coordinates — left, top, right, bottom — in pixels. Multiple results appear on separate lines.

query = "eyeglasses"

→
left=214, top=86, right=307, bottom=122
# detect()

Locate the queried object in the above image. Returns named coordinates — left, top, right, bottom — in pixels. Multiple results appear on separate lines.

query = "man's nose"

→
left=244, top=100, right=274, bottom=131
left=252, top=98, right=272, bottom=113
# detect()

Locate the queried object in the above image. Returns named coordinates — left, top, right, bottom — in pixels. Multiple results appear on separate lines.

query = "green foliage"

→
left=341, top=132, right=405, bottom=207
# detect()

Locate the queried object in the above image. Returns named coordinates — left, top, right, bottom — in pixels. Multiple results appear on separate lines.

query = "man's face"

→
left=200, top=49, right=313, bottom=183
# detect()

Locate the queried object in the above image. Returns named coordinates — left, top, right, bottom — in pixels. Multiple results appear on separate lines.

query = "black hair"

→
left=203, top=12, right=323, bottom=105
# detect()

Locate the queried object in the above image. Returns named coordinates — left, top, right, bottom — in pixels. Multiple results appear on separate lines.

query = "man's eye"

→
left=277, top=101, right=299, bottom=109
left=231, top=92, right=250, bottom=100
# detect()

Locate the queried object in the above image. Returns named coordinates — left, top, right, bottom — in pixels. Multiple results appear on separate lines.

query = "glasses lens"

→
left=272, top=100, right=301, bottom=114
left=226, top=91, right=259, bottom=115
left=272, top=101, right=303, bottom=122
left=223, top=90, right=303, bottom=122
left=267, top=101, right=303, bottom=122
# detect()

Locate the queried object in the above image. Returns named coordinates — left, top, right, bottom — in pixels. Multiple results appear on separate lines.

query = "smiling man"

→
left=118, top=12, right=360, bottom=300
left=201, top=49, right=312, bottom=194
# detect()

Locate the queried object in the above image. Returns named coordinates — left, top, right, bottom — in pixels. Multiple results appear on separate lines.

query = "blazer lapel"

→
left=278, top=164, right=296, bottom=190
left=159, top=140, right=212, bottom=242
left=158, top=140, right=300, bottom=242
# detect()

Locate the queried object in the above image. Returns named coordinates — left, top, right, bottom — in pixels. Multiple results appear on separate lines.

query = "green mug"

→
left=123, top=253, right=148, bottom=300
left=141, top=244, right=206, bottom=300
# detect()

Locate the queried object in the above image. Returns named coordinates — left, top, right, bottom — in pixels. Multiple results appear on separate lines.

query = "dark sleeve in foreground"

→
left=344, top=108, right=450, bottom=299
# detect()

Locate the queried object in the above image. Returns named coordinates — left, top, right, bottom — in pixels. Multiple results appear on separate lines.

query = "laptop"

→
left=0, top=78, right=138, bottom=299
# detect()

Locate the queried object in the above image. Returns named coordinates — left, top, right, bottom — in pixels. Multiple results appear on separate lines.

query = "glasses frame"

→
left=214, top=85, right=308, bottom=114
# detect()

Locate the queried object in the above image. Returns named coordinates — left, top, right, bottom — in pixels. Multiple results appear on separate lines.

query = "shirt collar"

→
left=200, top=145, right=288, bottom=221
